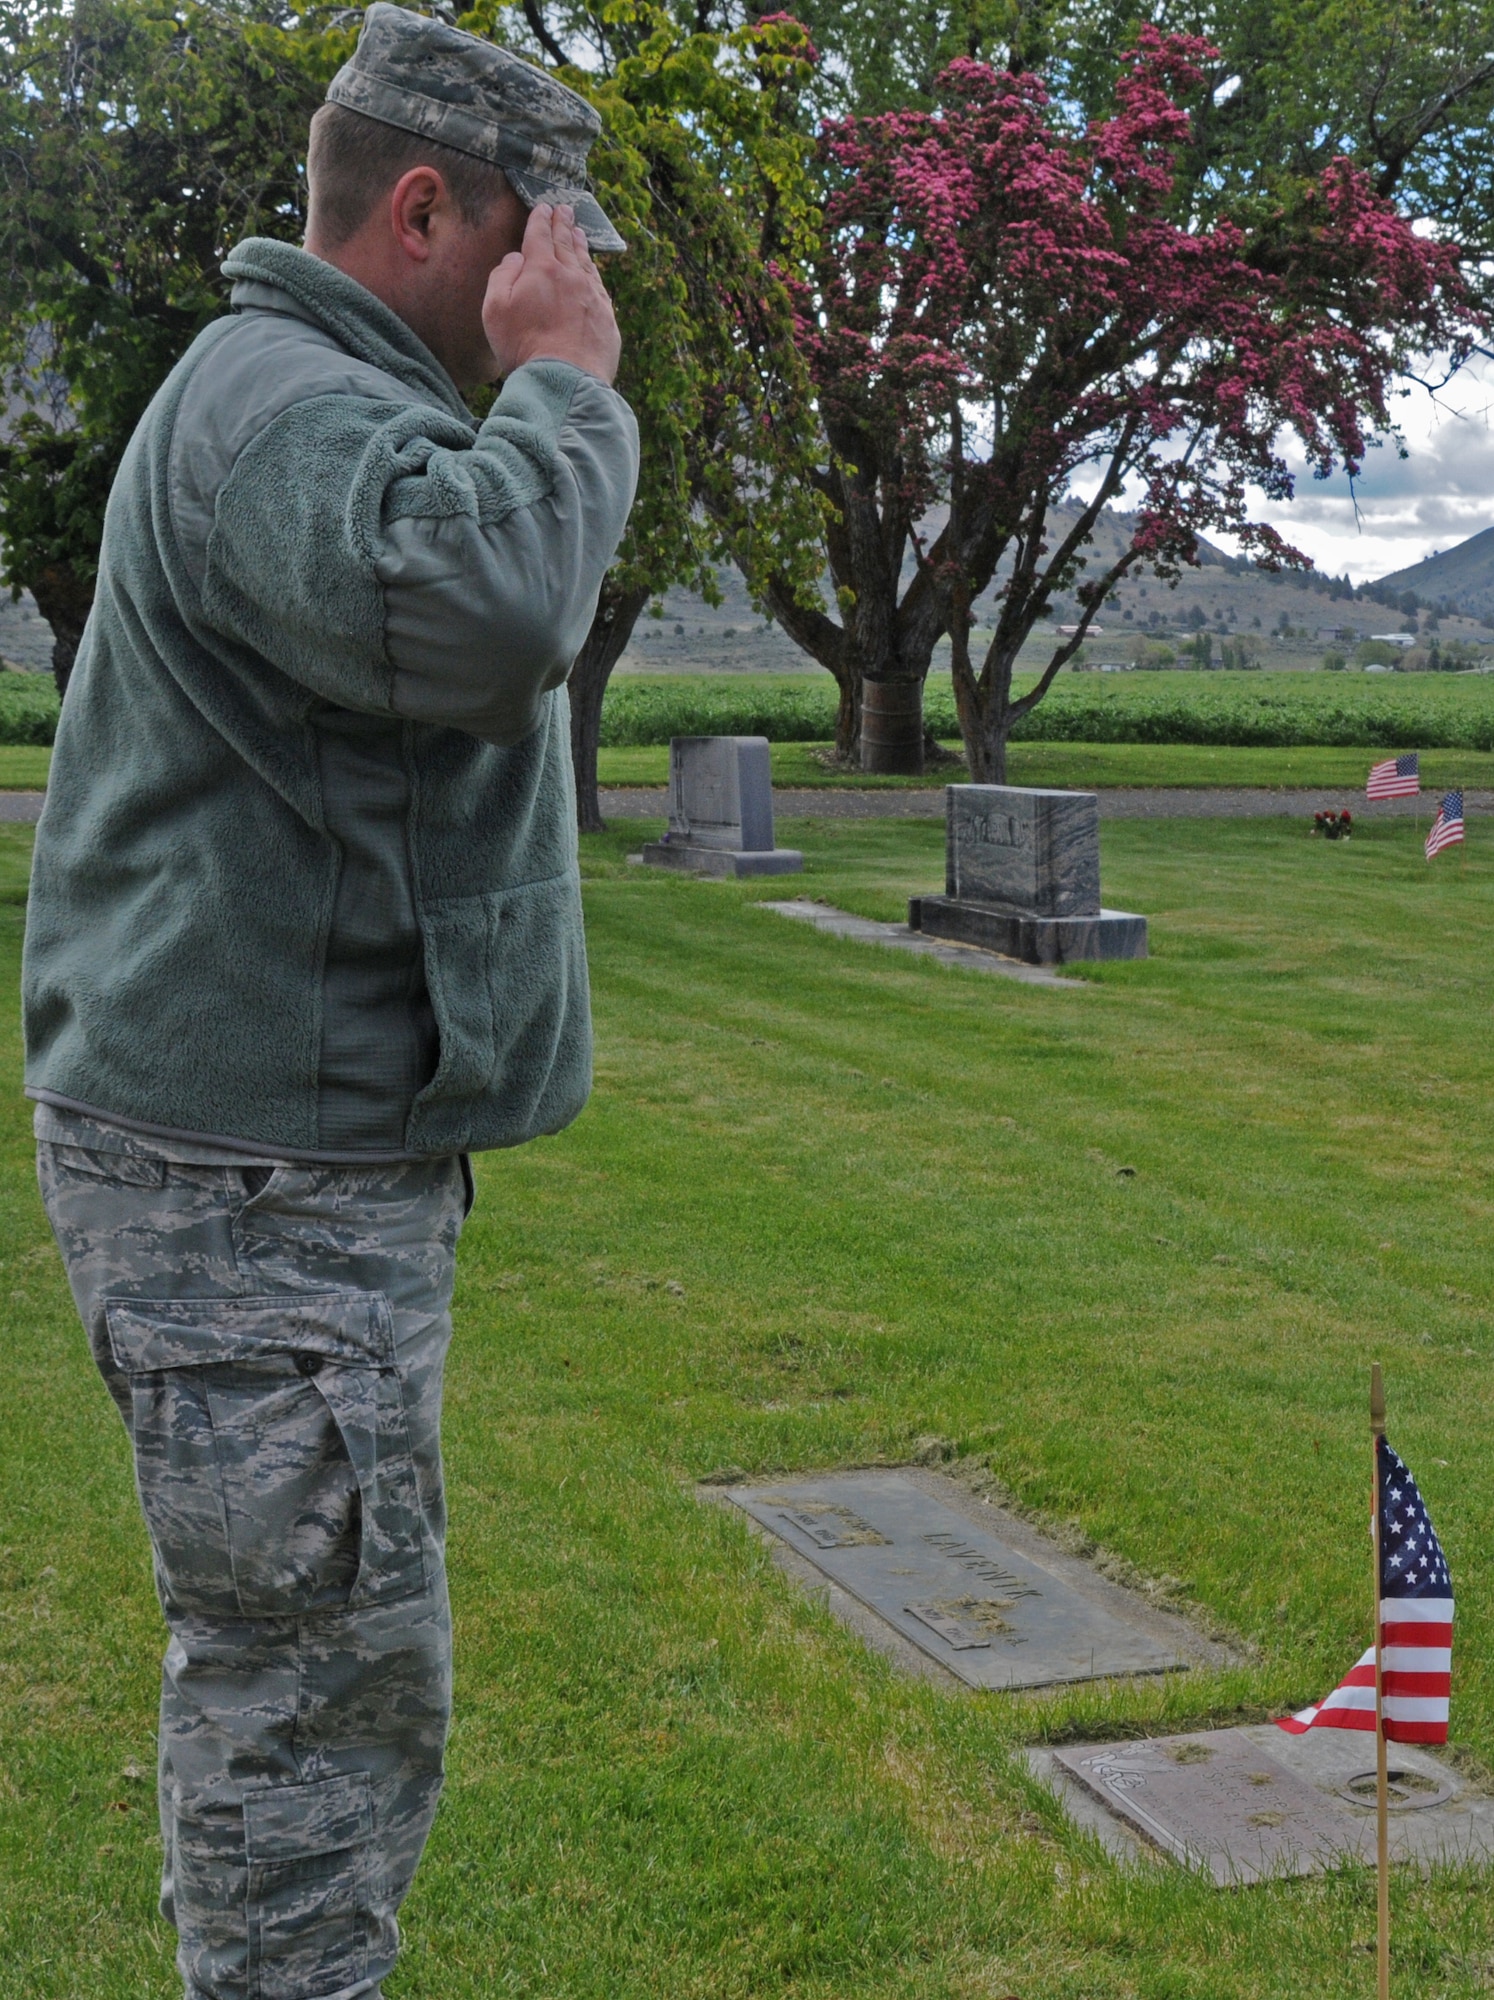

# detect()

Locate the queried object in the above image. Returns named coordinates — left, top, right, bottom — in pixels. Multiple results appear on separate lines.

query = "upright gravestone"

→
left=909, top=785, right=1146, bottom=964
left=641, top=736, right=803, bottom=878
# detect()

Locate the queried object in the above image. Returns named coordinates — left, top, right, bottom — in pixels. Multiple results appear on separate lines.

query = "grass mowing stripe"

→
left=2, top=813, right=1492, bottom=1996
left=12, top=739, right=1494, bottom=793
left=596, top=740, right=1494, bottom=790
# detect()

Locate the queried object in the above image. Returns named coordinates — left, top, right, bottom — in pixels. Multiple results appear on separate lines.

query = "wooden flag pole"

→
left=1371, top=1362, right=1389, bottom=2000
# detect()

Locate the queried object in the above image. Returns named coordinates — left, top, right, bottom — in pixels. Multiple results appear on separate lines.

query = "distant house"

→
left=1369, top=632, right=1417, bottom=648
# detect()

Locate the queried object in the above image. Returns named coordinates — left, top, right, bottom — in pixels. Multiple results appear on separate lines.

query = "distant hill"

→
left=1374, top=525, right=1494, bottom=621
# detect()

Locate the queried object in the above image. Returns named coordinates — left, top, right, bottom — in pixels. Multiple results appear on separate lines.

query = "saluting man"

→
left=23, top=6, right=637, bottom=1994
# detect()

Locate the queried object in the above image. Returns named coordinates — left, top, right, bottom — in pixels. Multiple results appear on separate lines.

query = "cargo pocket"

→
left=244, top=1773, right=372, bottom=2000
left=105, top=1292, right=427, bottom=1619
left=413, top=872, right=590, bottom=1151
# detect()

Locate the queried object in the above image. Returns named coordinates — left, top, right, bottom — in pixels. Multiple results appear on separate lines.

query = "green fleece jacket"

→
left=22, top=238, right=639, bottom=1158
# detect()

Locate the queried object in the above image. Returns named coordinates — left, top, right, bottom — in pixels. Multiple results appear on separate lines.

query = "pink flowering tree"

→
left=746, top=32, right=1478, bottom=775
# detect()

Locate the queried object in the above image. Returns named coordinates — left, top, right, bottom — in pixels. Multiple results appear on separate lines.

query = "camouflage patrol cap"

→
left=326, top=3, right=626, bottom=252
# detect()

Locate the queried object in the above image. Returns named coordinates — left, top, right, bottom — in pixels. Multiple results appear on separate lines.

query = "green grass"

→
left=0, top=745, right=51, bottom=788
left=19, top=737, right=1494, bottom=795
left=598, top=739, right=1494, bottom=790
left=3, top=811, right=1493, bottom=1996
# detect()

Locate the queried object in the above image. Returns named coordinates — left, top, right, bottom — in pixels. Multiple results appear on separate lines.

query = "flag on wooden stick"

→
left=1425, top=790, right=1465, bottom=859
left=1277, top=1439, right=1453, bottom=1743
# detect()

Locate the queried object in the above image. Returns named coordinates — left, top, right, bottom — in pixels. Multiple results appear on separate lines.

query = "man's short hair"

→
left=307, top=101, right=513, bottom=246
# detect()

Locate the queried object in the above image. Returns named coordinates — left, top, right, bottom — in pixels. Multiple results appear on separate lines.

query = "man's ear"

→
left=388, top=166, right=449, bottom=261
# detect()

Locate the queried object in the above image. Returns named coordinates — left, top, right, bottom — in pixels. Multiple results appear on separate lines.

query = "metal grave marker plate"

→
left=725, top=1470, right=1187, bottom=1690
left=1043, top=1725, right=1494, bottom=1884
left=1053, top=1732, right=1355, bottom=1885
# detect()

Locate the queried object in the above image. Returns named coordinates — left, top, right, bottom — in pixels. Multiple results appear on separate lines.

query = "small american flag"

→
left=1425, top=790, right=1465, bottom=860
left=1278, top=1439, right=1453, bottom=1744
left=1367, top=753, right=1420, bottom=800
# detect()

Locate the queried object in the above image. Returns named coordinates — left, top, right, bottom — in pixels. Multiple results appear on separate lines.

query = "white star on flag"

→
left=1278, top=1439, right=1452, bottom=1744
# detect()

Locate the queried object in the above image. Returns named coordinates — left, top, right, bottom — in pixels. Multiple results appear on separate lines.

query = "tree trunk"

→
left=29, top=562, right=94, bottom=701
left=860, top=677, right=925, bottom=774
left=567, top=582, right=650, bottom=834
left=834, top=671, right=860, bottom=763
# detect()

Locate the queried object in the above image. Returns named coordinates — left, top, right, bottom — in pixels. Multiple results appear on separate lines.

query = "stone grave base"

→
left=1028, top=1724, right=1494, bottom=1884
left=909, top=894, right=1147, bottom=964
left=641, top=840, right=803, bottom=878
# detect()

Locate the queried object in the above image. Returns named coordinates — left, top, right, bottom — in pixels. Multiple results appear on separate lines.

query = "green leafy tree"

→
left=520, top=0, right=1494, bottom=776
left=467, top=1, right=825, bottom=829
left=3, top=0, right=823, bottom=844
left=0, top=0, right=345, bottom=691
left=1062, top=0, right=1494, bottom=272
left=511, top=0, right=1056, bottom=113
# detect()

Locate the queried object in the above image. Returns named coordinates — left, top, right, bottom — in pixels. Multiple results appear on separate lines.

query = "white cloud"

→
left=1066, top=353, right=1494, bottom=584
left=1232, top=354, right=1494, bottom=582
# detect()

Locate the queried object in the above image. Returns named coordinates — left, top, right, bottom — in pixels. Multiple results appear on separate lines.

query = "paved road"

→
left=601, top=786, right=1492, bottom=822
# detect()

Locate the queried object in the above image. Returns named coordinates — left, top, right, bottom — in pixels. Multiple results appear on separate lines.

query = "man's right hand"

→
left=482, top=202, right=622, bottom=385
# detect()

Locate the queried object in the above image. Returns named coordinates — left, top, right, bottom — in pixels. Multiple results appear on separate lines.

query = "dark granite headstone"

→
left=946, top=786, right=1101, bottom=915
left=641, top=736, right=802, bottom=878
left=909, top=785, right=1146, bottom=964
left=725, top=1469, right=1196, bottom=1690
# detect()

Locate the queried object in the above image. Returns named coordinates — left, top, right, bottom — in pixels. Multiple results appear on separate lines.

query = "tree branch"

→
left=522, top=0, right=571, bottom=69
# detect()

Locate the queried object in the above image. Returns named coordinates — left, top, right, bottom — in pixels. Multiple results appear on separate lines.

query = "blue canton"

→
left=1379, top=1441, right=1452, bottom=1598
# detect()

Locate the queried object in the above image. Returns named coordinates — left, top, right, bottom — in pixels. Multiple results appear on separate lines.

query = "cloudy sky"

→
left=1229, top=352, right=1494, bottom=584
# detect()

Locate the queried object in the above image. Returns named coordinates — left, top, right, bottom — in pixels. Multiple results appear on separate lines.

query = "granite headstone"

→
left=909, top=785, right=1146, bottom=963
left=641, top=736, right=803, bottom=878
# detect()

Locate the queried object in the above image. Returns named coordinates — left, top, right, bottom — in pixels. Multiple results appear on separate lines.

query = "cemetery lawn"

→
left=0, top=745, right=50, bottom=787
left=7, top=739, right=1494, bottom=792
left=597, top=740, right=1494, bottom=790
left=1, top=810, right=1492, bottom=1998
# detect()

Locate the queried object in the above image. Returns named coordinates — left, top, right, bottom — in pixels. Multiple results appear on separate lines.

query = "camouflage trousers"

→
left=38, top=1137, right=471, bottom=2000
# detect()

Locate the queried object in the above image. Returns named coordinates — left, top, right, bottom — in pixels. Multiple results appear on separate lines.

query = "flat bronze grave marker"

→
left=724, top=1469, right=1210, bottom=1691
left=1053, top=1732, right=1353, bottom=1885
left=1033, top=1725, right=1494, bottom=1884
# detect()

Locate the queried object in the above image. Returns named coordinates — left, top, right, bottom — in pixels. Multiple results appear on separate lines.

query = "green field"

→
left=2, top=813, right=1492, bottom=1997
left=11, top=668, right=1494, bottom=765
left=599, top=669, right=1494, bottom=752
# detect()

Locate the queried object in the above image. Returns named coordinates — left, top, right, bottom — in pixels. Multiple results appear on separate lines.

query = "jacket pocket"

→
left=243, top=1773, right=372, bottom=2000
left=105, top=1292, right=426, bottom=1618
left=412, top=871, right=590, bottom=1148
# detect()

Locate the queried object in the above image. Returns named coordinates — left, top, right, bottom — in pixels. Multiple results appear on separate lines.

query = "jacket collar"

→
left=221, top=237, right=471, bottom=422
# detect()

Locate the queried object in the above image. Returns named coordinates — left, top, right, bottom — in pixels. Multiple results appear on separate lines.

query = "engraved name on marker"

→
left=963, top=812, right=1031, bottom=853
left=923, top=1531, right=1042, bottom=1599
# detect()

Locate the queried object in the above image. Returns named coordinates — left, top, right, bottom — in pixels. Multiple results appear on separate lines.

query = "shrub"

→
left=0, top=671, right=60, bottom=745
left=600, top=679, right=842, bottom=745
left=1130, top=639, right=1176, bottom=669
left=597, top=673, right=1494, bottom=750
left=1355, top=640, right=1403, bottom=667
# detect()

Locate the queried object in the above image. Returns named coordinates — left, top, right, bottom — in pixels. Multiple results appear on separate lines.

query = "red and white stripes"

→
left=1277, top=1598, right=1453, bottom=1743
